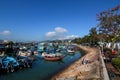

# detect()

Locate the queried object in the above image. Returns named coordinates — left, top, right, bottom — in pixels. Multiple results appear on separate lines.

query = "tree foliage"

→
left=97, top=5, right=120, bottom=42
left=89, top=27, right=98, bottom=44
left=72, top=5, right=120, bottom=45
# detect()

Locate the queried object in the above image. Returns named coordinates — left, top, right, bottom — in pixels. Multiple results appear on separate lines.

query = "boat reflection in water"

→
left=0, top=51, right=82, bottom=80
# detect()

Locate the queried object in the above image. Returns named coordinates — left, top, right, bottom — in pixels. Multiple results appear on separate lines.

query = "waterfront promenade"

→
left=51, top=45, right=108, bottom=80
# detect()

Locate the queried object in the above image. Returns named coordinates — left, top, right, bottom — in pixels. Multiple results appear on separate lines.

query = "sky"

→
left=0, top=0, right=119, bottom=41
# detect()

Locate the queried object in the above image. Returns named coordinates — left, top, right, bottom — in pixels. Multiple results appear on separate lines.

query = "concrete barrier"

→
left=99, top=50, right=110, bottom=80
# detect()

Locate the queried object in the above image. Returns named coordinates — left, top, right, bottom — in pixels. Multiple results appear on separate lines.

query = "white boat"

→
left=67, top=45, right=75, bottom=53
left=18, top=50, right=31, bottom=57
left=67, top=49, right=75, bottom=53
left=67, top=47, right=75, bottom=53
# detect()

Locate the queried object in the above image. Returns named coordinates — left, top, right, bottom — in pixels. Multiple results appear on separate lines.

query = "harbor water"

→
left=0, top=51, right=83, bottom=80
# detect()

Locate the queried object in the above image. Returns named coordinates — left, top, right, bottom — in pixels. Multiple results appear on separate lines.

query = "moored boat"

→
left=67, top=49, right=75, bottom=53
left=67, top=45, right=75, bottom=53
left=44, top=56, right=63, bottom=61
left=1, top=56, right=19, bottom=73
left=42, top=52, right=64, bottom=61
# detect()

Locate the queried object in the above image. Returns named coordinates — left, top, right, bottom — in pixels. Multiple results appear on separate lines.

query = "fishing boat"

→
left=67, top=48, right=75, bottom=53
left=67, top=45, right=76, bottom=53
left=17, top=50, right=33, bottom=68
left=37, top=42, right=46, bottom=53
left=1, top=56, right=19, bottom=73
left=42, top=52, right=63, bottom=61
left=44, top=56, right=63, bottom=61
left=17, top=49, right=31, bottom=57
left=67, top=49, right=75, bottom=53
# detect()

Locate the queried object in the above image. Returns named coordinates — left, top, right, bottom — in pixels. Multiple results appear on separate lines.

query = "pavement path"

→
left=51, top=45, right=102, bottom=80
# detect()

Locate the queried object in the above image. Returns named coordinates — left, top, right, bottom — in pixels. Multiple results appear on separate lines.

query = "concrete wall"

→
left=99, top=50, right=110, bottom=80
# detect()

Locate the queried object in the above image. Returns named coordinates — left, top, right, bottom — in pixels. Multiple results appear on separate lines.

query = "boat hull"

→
left=67, top=50, right=75, bottom=53
left=44, top=56, right=63, bottom=61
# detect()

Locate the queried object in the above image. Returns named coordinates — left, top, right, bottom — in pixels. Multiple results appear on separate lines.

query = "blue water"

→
left=0, top=51, right=83, bottom=80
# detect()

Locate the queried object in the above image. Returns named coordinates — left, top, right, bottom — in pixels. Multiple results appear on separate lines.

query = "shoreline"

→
left=51, top=45, right=101, bottom=80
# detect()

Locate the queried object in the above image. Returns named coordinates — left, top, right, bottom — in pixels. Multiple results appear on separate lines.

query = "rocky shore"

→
left=51, top=45, right=101, bottom=80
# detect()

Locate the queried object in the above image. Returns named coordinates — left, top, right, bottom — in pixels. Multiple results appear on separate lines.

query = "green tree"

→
left=89, top=27, right=98, bottom=45
left=72, top=38, right=81, bottom=44
left=81, top=35, right=90, bottom=43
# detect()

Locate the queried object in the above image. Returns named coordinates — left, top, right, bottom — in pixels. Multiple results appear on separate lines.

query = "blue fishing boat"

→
left=37, top=42, right=46, bottom=53
left=1, top=56, right=19, bottom=73
left=17, top=56, right=32, bottom=68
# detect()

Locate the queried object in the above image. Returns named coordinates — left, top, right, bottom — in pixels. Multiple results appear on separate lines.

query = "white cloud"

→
left=45, top=31, right=56, bottom=38
left=45, top=27, right=79, bottom=40
left=45, top=27, right=67, bottom=38
left=65, top=35, right=79, bottom=39
left=57, top=35, right=79, bottom=40
left=0, top=30, right=11, bottom=35
left=55, top=27, right=67, bottom=34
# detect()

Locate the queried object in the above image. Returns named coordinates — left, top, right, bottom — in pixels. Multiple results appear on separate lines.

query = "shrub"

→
left=112, top=58, right=120, bottom=69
